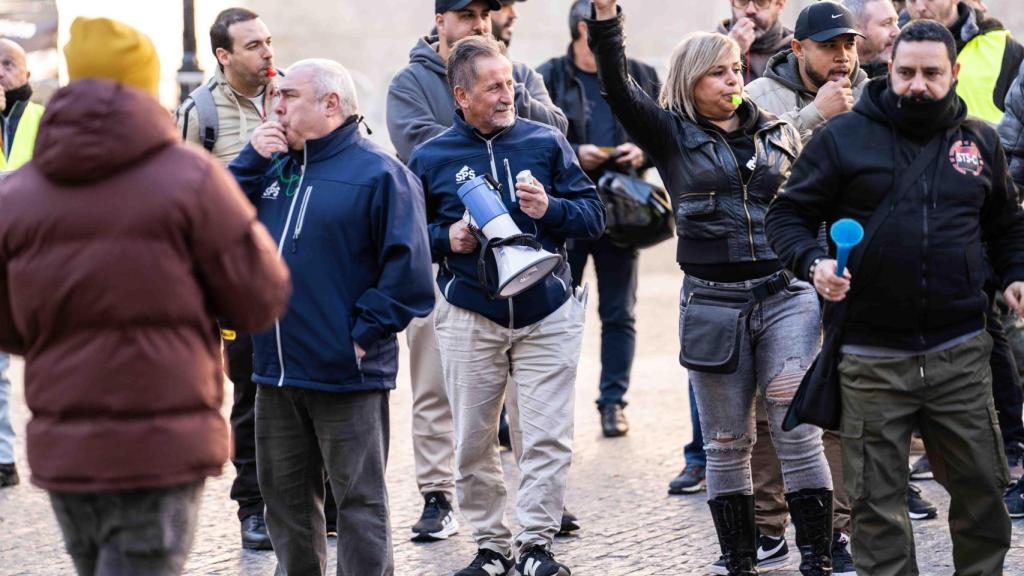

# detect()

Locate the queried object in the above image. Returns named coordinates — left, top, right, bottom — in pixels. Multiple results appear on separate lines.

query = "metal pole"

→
left=177, top=0, right=204, bottom=104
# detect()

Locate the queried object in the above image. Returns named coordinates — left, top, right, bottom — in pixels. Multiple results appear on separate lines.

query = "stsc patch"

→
left=948, top=140, right=984, bottom=177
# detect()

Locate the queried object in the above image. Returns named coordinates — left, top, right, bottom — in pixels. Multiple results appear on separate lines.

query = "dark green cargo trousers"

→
left=839, top=331, right=1011, bottom=576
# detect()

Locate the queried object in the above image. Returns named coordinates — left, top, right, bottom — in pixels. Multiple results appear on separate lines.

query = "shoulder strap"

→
left=189, top=80, right=218, bottom=152
left=828, top=127, right=954, bottom=326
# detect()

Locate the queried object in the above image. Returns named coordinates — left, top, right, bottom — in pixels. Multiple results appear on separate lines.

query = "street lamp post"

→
left=177, top=0, right=204, bottom=105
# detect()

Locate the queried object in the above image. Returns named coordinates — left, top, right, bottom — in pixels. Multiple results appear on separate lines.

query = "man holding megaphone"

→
left=409, top=34, right=603, bottom=576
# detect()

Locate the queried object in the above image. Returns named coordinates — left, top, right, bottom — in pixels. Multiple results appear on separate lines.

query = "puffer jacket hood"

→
left=409, top=35, right=446, bottom=76
left=35, top=79, right=176, bottom=185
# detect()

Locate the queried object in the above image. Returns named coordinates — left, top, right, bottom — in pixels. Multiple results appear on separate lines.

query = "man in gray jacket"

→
left=385, top=0, right=567, bottom=545
left=746, top=1, right=867, bottom=142
left=387, top=0, right=566, bottom=162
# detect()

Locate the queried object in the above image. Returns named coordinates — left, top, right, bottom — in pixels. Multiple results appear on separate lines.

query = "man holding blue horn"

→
left=409, top=34, right=603, bottom=576
left=767, top=19, right=1024, bottom=576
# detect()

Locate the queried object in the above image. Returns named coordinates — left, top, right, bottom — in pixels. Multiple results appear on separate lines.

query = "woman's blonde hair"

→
left=659, top=32, right=741, bottom=121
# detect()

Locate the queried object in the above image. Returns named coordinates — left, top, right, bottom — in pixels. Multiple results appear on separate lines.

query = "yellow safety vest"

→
left=957, top=29, right=1011, bottom=125
left=0, top=100, right=44, bottom=172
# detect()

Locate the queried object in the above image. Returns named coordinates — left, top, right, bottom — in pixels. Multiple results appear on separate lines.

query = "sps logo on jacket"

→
left=262, top=180, right=281, bottom=200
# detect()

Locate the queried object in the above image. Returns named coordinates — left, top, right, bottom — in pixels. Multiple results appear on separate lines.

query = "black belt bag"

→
left=679, top=271, right=793, bottom=375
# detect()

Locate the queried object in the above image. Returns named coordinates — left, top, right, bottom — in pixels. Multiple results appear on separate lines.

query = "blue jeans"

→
left=0, top=353, right=13, bottom=464
left=684, top=383, right=706, bottom=466
left=567, top=235, right=638, bottom=407
left=681, top=273, right=831, bottom=499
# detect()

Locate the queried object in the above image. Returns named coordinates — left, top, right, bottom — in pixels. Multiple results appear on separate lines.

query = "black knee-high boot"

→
left=786, top=488, right=834, bottom=575
left=707, top=493, right=757, bottom=576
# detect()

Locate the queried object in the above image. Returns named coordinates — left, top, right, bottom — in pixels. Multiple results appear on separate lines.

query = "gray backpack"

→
left=178, top=78, right=219, bottom=152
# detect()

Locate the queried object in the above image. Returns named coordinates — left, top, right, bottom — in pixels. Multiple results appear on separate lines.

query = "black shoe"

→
left=326, top=519, right=338, bottom=538
left=240, top=513, right=273, bottom=551
left=0, top=463, right=18, bottom=488
left=907, top=484, right=937, bottom=520
left=412, top=492, right=459, bottom=542
left=668, top=464, right=706, bottom=495
left=454, top=548, right=513, bottom=576
left=558, top=507, right=580, bottom=536
left=599, top=404, right=628, bottom=438
left=707, top=494, right=757, bottom=576
left=515, top=545, right=571, bottom=576
left=831, top=532, right=855, bottom=576
left=909, top=453, right=933, bottom=480
left=786, top=488, right=833, bottom=576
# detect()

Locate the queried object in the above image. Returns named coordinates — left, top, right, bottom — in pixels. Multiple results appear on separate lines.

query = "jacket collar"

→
left=680, top=100, right=781, bottom=149
left=451, top=109, right=516, bottom=142
left=290, top=115, right=363, bottom=164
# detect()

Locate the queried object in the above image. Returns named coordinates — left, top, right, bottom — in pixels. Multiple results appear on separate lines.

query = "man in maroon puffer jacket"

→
left=0, top=18, right=290, bottom=576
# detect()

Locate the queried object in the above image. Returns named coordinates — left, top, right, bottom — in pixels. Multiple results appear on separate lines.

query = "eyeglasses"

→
left=731, top=0, right=774, bottom=8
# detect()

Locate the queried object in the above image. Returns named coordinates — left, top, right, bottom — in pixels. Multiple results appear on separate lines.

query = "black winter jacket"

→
left=587, top=8, right=802, bottom=268
left=537, top=46, right=660, bottom=157
left=767, top=79, right=1024, bottom=351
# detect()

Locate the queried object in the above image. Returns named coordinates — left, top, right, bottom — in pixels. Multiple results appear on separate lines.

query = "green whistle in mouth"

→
left=731, top=94, right=743, bottom=107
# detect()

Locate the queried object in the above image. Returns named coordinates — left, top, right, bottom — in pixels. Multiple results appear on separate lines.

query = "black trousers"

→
left=256, top=387, right=393, bottom=576
left=227, top=337, right=263, bottom=522
left=227, top=337, right=338, bottom=524
left=988, top=302, right=1024, bottom=446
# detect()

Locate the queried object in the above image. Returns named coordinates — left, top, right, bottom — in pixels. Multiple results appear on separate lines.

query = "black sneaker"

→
left=756, top=532, right=790, bottom=569
left=668, top=464, right=706, bottom=495
left=831, top=532, right=855, bottom=576
left=240, top=513, right=273, bottom=551
left=455, top=548, right=513, bottom=576
left=412, top=492, right=459, bottom=542
left=909, top=454, right=933, bottom=480
left=0, top=463, right=18, bottom=488
left=1004, top=476, right=1024, bottom=518
left=558, top=507, right=580, bottom=536
left=907, top=484, right=937, bottom=520
left=707, top=531, right=788, bottom=574
left=515, top=545, right=570, bottom=576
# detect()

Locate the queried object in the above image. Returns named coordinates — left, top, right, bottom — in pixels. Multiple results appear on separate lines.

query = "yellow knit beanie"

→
left=64, top=17, right=160, bottom=97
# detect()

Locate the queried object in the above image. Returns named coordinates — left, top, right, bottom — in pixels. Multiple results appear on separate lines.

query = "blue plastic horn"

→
left=830, top=218, right=864, bottom=277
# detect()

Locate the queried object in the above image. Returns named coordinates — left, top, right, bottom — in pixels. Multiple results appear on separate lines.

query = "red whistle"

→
left=265, top=67, right=276, bottom=77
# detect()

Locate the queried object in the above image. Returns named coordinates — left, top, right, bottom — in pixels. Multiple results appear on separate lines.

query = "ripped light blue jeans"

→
left=680, top=274, right=831, bottom=499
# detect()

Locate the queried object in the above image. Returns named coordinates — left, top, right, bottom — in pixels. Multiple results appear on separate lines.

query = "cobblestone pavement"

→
left=2, top=241, right=1024, bottom=575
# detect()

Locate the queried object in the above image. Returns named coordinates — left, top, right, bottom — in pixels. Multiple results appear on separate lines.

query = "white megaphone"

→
left=457, top=173, right=563, bottom=298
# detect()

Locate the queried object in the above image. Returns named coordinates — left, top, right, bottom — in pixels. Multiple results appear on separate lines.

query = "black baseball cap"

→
left=436, top=0, right=502, bottom=13
left=794, top=1, right=863, bottom=42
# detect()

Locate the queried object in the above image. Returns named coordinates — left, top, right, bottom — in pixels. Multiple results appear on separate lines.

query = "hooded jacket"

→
left=587, top=8, right=803, bottom=270
left=746, top=49, right=868, bottom=143
left=230, top=118, right=435, bottom=393
left=767, top=78, right=1024, bottom=351
left=387, top=35, right=568, bottom=162
left=409, top=113, right=604, bottom=328
left=0, top=79, right=291, bottom=492
left=716, top=19, right=794, bottom=83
